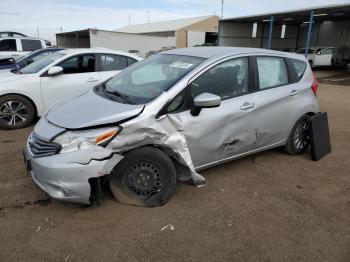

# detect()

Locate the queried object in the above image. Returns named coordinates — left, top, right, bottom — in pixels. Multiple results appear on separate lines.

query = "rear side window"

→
left=0, top=39, right=17, bottom=51
left=191, top=57, right=249, bottom=100
left=290, top=59, right=307, bottom=80
left=100, top=54, right=127, bottom=71
left=21, top=39, right=42, bottom=51
left=257, top=56, right=288, bottom=90
left=127, top=57, right=137, bottom=66
left=58, top=54, right=96, bottom=74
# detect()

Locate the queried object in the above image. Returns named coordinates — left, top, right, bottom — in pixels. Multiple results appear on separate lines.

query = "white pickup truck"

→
left=0, top=37, right=52, bottom=61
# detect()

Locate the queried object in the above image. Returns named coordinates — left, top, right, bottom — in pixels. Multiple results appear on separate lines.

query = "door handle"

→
left=240, top=102, right=255, bottom=111
left=290, top=90, right=299, bottom=96
left=86, top=78, right=98, bottom=82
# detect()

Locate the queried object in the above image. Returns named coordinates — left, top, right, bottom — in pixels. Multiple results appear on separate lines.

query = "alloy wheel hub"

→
left=0, top=101, right=27, bottom=126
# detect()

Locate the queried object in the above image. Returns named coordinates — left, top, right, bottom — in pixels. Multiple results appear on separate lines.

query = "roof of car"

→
left=57, top=48, right=142, bottom=60
left=162, top=47, right=302, bottom=59
left=0, top=36, right=48, bottom=41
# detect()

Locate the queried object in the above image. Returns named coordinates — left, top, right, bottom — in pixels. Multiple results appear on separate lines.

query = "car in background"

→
left=0, top=31, right=27, bottom=37
left=0, top=48, right=64, bottom=71
left=23, top=47, right=320, bottom=206
left=0, top=37, right=52, bottom=61
left=0, top=48, right=142, bottom=129
left=296, top=47, right=335, bottom=67
left=128, top=49, right=141, bottom=57
left=145, top=50, right=158, bottom=57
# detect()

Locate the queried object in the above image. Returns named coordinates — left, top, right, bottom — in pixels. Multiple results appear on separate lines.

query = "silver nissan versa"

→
left=24, top=47, right=319, bottom=206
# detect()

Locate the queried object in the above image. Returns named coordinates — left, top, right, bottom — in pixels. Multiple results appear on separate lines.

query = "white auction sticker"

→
left=169, top=62, right=193, bottom=69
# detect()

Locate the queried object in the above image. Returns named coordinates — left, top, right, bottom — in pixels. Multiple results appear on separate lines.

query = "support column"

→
left=305, top=10, right=314, bottom=57
left=267, top=15, right=274, bottom=49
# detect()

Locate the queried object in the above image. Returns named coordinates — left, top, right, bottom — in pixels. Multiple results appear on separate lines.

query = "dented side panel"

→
left=177, top=94, right=259, bottom=167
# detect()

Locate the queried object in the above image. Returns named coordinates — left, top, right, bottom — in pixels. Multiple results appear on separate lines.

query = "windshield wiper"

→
left=106, top=90, right=134, bottom=104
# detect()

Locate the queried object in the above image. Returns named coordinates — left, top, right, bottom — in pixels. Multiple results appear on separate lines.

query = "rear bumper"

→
left=24, top=145, right=123, bottom=204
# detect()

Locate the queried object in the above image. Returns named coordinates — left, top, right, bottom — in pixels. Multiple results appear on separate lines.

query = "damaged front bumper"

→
left=24, top=144, right=123, bottom=204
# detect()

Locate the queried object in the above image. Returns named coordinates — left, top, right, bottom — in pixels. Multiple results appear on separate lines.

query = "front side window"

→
left=19, top=52, right=65, bottom=74
left=319, top=48, right=334, bottom=55
left=191, top=57, right=249, bottom=100
left=104, top=54, right=204, bottom=104
left=166, top=90, right=187, bottom=114
left=0, top=39, right=16, bottom=51
left=58, top=54, right=95, bottom=74
left=257, top=56, right=288, bottom=90
left=21, top=39, right=42, bottom=51
left=100, top=54, right=127, bottom=71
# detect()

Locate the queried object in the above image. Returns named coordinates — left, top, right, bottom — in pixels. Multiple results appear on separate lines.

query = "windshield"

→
left=104, top=54, right=204, bottom=104
left=19, top=52, right=65, bottom=74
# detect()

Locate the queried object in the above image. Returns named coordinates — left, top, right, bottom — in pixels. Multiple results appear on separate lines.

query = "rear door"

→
left=253, top=56, right=302, bottom=148
left=40, top=53, right=100, bottom=109
left=98, top=54, right=133, bottom=81
left=176, top=56, right=260, bottom=168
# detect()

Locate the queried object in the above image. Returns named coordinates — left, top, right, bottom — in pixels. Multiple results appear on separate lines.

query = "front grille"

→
left=28, top=134, right=61, bottom=158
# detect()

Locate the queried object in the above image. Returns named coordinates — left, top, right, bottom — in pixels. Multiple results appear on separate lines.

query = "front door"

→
left=314, top=48, right=334, bottom=66
left=176, top=57, right=259, bottom=168
left=40, top=54, right=100, bottom=110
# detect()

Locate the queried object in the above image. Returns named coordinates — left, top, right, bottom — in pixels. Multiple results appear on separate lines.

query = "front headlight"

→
left=53, top=127, right=121, bottom=154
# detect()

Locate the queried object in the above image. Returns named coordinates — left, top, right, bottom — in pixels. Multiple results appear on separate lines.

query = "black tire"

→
left=0, top=95, right=35, bottom=130
left=284, top=115, right=311, bottom=155
left=109, top=146, right=177, bottom=207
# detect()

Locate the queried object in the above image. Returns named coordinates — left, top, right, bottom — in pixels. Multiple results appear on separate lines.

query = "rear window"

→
left=290, top=59, right=307, bottom=80
left=21, top=39, right=42, bottom=51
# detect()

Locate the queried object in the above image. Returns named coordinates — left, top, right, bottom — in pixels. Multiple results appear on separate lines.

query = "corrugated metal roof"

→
left=116, top=15, right=216, bottom=33
left=221, top=3, right=350, bottom=21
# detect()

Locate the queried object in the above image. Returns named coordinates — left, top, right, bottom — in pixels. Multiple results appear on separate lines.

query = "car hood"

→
left=0, top=70, right=26, bottom=83
left=46, top=89, right=144, bottom=129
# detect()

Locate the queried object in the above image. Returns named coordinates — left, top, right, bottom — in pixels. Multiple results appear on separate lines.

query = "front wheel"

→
left=109, top=147, right=177, bottom=207
left=0, top=95, right=35, bottom=130
left=284, top=115, right=311, bottom=155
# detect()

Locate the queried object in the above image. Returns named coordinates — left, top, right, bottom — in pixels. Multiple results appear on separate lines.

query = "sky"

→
left=1, top=0, right=349, bottom=43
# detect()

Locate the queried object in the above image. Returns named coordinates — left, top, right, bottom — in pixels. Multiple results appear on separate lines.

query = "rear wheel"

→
left=284, top=115, right=311, bottom=155
left=0, top=95, right=35, bottom=130
left=109, top=147, right=177, bottom=207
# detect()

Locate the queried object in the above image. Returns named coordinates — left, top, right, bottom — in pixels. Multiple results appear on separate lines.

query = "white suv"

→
left=0, top=37, right=52, bottom=61
left=0, top=48, right=142, bottom=129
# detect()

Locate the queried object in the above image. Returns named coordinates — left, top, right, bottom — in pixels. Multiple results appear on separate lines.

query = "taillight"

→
left=312, top=73, right=318, bottom=96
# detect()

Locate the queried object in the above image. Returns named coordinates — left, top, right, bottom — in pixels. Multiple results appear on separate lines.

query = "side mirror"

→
left=191, top=92, right=221, bottom=116
left=47, top=66, right=63, bottom=76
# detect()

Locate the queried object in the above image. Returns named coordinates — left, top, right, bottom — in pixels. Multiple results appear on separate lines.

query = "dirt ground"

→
left=0, top=71, right=349, bottom=262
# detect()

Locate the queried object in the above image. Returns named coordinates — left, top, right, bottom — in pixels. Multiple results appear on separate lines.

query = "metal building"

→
left=56, top=16, right=218, bottom=57
left=219, top=4, right=350, bottom=65
left=117, top=15, right=219, bottom=48
left=56, top=29, right=175, bottom=57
